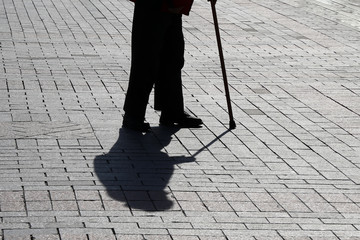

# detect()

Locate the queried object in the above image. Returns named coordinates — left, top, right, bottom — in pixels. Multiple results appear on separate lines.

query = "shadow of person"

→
left=94, top=126, right=195, bottom=211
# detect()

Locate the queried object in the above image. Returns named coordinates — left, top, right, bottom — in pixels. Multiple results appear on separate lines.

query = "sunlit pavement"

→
left=0, top=0, right=360, bottom=239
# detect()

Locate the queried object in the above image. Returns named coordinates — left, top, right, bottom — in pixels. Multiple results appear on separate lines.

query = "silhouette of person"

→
left=94, top=127, right=195, bottom=211
left=123, top=0, right=205, bottom=132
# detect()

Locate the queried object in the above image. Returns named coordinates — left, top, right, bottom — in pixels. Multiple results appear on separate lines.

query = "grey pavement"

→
left=1, top=0, right=360, bottom=239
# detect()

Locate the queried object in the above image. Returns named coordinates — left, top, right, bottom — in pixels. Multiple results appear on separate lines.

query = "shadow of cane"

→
left=94, top=126, right=195, bottom=211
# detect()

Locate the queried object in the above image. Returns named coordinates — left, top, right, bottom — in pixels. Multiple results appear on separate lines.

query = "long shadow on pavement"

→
left=94, top=126, right=195, bottom=211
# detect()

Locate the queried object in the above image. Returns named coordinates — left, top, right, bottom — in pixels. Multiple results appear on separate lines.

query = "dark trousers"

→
left=123, top=0, right=185, bottom=120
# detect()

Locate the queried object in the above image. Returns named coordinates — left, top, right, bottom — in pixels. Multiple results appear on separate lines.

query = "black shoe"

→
left=122, top=115, right=151, bottom=132
left=160, top=112, right=203, bottom=128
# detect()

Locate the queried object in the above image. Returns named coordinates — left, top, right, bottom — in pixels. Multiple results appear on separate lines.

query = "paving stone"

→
left=1, top=0, right=360, bottom=239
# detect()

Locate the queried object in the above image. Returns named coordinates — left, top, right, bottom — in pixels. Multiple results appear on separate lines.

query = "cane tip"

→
left=229, top=120, right=236, bottom=130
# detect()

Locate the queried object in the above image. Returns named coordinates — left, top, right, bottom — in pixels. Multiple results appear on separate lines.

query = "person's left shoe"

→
left=160, top=111, right=203, bottom=128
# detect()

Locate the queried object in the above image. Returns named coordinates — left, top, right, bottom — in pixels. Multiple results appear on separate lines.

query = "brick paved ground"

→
left=1, top=0, right=360, bottom=239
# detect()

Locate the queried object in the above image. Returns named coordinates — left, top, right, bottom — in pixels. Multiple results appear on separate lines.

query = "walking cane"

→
left=209, top=0, right=236, bottom=129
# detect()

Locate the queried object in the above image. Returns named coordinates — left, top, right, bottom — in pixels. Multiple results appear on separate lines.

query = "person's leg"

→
left=123, top=0, right=167, bottom=131
left=155, top=15, right=203, bottom=128
left=154, top=14, right=185, bottom=116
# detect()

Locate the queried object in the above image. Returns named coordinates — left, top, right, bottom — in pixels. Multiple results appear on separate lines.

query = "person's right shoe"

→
left=122, top=114, right=151, bottom=133
left=160, top=111, right=203, bottom=128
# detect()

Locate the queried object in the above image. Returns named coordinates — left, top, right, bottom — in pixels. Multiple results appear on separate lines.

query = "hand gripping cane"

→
left=209, top=0, right=236, bottom=129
